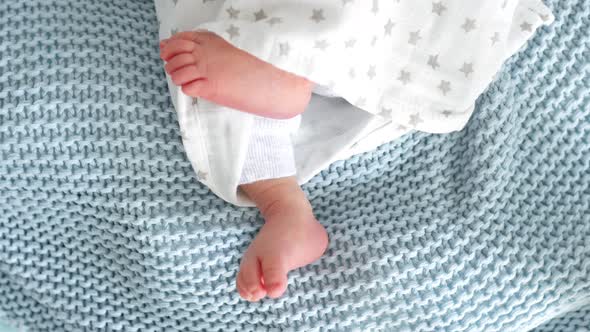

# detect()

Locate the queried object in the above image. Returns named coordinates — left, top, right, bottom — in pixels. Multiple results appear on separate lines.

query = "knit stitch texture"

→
left=0, top=0, right=589, bottom=331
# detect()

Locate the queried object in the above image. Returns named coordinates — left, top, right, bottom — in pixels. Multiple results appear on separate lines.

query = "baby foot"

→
left=237, top=178, right=329, bottom=301
left=160, top=31, right=313, bottom=119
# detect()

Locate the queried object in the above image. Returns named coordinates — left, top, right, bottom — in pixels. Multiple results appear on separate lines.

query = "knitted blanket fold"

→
left=0, top=0, right=589, bottom=331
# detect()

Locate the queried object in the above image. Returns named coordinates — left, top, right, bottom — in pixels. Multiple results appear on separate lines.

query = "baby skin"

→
left=159, top=31, right=329, bottom=301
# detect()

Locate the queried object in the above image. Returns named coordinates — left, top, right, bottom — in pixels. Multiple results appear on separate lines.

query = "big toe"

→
left=237, top=253, right=266, bottom=302
left=261, top=256, right=289, bottom=298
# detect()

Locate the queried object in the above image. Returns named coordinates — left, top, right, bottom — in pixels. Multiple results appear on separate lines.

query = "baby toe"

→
left=237, top=253, right=266, bottom=301
left=236, top=277, right=254, bottom=301
left=261, top=256, right=288, bottom=299
left=160, top=39, right=196, bottom=61
left=170, top=65, right=202, bottom=86
left=169, top=31, right=194, bottom=40
left=164, top=53, right=197, bottom=74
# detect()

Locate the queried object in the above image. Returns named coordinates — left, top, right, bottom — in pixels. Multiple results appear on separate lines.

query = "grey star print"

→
left=226, top=25, right=239, bottom=39
left=314, top=40, right=329, bottom=50
left=409, top=113, right=423, bottom=126
left=279, top=42, right=290, bottom=56
left=379, top=107, right=392, bottom=117
left=398, top=70, right=411, bottom=85
left=384, top=19, right=395, bottom=36
left=311, top=9, right=325, bottom=23
left=432, top=2, right=447, bottom=16
left=345, top=39, right=357, bottom=48
left=491, top=32, right=500, bottom=45
left=460, top=63, right=474, bottom=77
left=442, top=110, right=453, bottom=117
left=254, top=9, right=267, bottom=21
left=428, top=55, right=440, bottom=70
left=520, top=22, right=533, bottom=32
left=226, top=7, right=239, bottom=19
left=372, top=0, right=379, bottom=14
left=438, top=80, right=451, bottom=95
left=266, top=17, right=282, bottom=26
left=409, top=30, right=421, bottom=45
left=371, top=35, right=378, bottom=47
left=461, top=18, right=477, bottom=33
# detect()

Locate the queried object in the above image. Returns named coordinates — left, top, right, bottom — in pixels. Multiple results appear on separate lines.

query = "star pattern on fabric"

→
left=311, top=9, right=325, bottom=23
left=491, top=32, right=500, bottom=45
left=345, top=39, right=357, bottom=48
left=398, top=70, right=411, bottom=85
left=266, top=17, right=282, bottom=25
left=442, top=110, right=453, bottom=117
left=384, top=19, right=395, bottom=36
left=409, top=113, right=423, bottom=126
left=432, top=2, right=447, bottom=16
left=372, top=0, right=379, bottom=15
left=279, top=42, right=290, bottom=56
left=409, top=30, right=421, bottom=45
left=379, top=107, right=392, bottom=117
left=371, top=35, right=378, bottom=47
left=254, top=9, right=267, bottom=21
left=521, top=21, right=533, bottom=32
left=460, top=63, right=474, bottom=77
left=170, top=28, right=178, bottom=37
left=428, top=55, right=440, bottom=70
left=438, top=80, right=452, bottom=95
left=461, top=18, right=477, bottom=33
left=314, top=39, right=329, bottom=50
left=226, top=24, right=239, bottom=39
left=173, top=0, right=179, bottom=6
left=226, top=7, right=240, bottom=19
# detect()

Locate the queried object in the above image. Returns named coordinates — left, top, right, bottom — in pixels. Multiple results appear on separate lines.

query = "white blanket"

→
left=155, top=0, right=553, bottom=206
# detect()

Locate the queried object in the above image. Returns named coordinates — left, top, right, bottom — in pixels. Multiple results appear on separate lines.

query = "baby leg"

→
left=237, top=176, right=329, bottom=301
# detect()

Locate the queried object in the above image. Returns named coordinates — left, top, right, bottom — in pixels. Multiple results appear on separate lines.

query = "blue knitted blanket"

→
left=0, top=0, right=589, bottom=331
